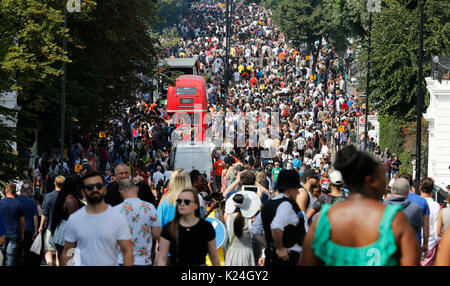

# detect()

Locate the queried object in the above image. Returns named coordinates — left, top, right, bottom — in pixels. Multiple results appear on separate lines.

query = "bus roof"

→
left=176, top=75, right=206, bottom=84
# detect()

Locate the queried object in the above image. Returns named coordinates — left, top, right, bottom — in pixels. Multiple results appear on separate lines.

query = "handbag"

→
left=30, top=233, right=42, bottom=255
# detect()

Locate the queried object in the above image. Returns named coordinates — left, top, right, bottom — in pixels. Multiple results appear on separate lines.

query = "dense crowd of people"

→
left=1, top=0, right=449, bottom=267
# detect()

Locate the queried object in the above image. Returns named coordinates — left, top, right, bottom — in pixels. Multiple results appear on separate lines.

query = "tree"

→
left=0, top=0, right=69, bottom=179
left=321, top=0, right=366, bottom=55
left=157, top=0, right=194, bottom=30
left=1, top=0, right=164, bottom=172
left=267, top=0, right=366, bottom=74
left=356, top=0, right=450, bottom=119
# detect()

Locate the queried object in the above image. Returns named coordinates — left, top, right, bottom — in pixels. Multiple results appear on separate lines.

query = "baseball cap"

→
left=303, top=169, right=320, bottom=180
left=329, top=170, right=344, bottom=186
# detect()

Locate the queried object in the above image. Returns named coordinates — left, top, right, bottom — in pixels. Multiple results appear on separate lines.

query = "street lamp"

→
left=415, top=1, right=424, bottom=194
left=60, top=8, right=67, bottom=175
left=223, top=0, right=232, bottom=140
left=364, top=0, right=381, bottom=151
left=60, top=1, right=80, bottom=174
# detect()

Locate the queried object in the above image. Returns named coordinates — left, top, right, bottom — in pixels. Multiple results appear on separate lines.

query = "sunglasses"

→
left=176, top=199, right=194, bottom=206
left=84, top=183, right=104, bottom=191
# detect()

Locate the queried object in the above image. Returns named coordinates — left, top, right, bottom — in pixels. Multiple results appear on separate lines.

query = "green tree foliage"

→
left=265, top=0, right=366, bottom=74
left=0, top=104, right=20, bottom=182
left=321, top=0, right=366, bottom=54
left=270, top=0, right=325, bottom=50
left=379, top=114, right=428, bottom=176
left=357, top=0, right=450, bottom=119
left=57, top=0, right=161, bottom=134
left=0, top=0, right=69, bottom=180
left=157, top=0, right=194, bottom=29
left=159, top=27, right=183, bottom=50
left=0, top=0, right=163, bottom=176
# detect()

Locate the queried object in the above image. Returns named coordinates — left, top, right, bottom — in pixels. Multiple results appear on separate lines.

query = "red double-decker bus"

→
left=167, top=75, right=208, bottom=141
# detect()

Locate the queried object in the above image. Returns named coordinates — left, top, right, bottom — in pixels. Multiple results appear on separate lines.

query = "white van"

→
left=172, top=142, right=214, bottom=183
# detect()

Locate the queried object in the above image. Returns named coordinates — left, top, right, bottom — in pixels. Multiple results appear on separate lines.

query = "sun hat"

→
left=225, top=191, right=261, bottom=218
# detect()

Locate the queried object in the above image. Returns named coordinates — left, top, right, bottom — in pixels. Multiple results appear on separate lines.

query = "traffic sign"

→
left=360, top=116, right=366, bottom=125
left=305, top=56, right=311, bottom=60
left=205, top=217, right=228, bottom=249
left=338, top=126, right=345, bottom=132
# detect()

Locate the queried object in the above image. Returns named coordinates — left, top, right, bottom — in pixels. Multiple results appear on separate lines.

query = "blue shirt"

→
left=0, top=198, right=24, bottom=237
left=42, top=190, right=60, bottom=230
left=347, top=100, right=354, bottom=109
left=293, top=158, right=302, bottom=169
left=0, top=211, right=7, bottom=237
left=157, top=198, right=176, bottom=230
left=408, top=192, right=430, bottom=244
left=16, top=195, right=39, bottom=232
left=408, top=193, right=430, bottom=216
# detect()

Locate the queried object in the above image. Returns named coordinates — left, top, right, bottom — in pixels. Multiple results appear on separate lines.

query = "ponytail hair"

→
left=232, top=194, right=245, bottom=238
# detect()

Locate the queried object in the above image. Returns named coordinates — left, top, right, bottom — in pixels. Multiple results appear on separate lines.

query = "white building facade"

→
left=423, top=77, right=450, bottom=189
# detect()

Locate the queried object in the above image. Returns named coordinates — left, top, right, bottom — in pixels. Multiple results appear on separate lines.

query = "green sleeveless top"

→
left=311, top=204, right=402, bottom=266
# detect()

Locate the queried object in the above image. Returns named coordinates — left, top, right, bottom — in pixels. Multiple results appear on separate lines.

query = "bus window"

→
left=176, top=87, right=197, bottom=95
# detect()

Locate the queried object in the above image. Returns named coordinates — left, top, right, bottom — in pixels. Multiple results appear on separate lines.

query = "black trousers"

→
left=264, top=247, right=300, bottom=266
left=22, top=231, right=42, bottom=266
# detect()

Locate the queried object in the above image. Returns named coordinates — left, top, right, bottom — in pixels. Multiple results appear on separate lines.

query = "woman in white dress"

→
left=224, top=191, right=261, bottom=266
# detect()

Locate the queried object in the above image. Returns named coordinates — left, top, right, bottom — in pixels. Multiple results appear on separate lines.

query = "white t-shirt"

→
left=313, top=153, right=322, bottom=166
left=64, top=206, right=131, bottom=266
left=423, top=197, right=441, bottom=250
left=388, top=178, right=396, bottom=189
left=163, top=171, right=172, bottom=183
left=251, top=194, right=302, bottom=253
left=153, top=171, right=164, bottom=186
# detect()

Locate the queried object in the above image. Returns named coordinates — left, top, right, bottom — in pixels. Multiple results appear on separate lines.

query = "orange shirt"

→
left=214, top=160, right=225, bottom=176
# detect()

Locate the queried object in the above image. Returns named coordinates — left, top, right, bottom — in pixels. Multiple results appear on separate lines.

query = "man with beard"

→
left=105, top=163, right=156, bottom=207
left=61, top=171, right=133, bottom=266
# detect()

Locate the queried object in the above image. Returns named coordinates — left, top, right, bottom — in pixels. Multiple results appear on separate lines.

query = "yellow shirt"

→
left=230, top=48, right=236, bottom=57
left=238, top=65, right=245, bottom=73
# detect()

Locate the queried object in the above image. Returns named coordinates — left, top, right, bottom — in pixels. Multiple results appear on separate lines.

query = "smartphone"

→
left=243, top=185, right=259, bottom=193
